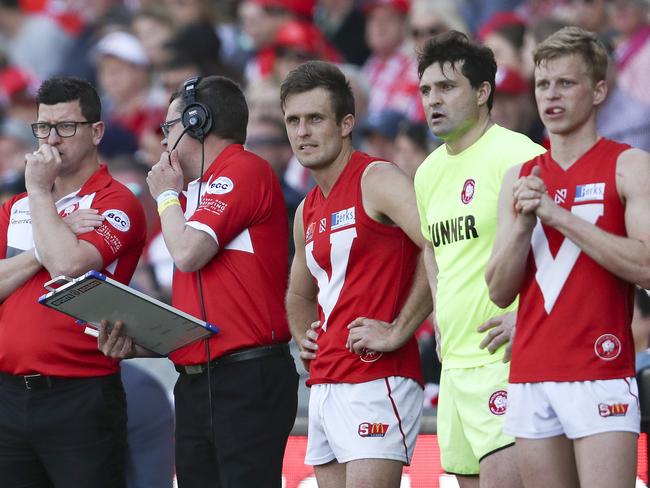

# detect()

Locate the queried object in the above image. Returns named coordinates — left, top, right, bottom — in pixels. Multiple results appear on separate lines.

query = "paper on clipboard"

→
left=38, top=270, right=219, bottom=356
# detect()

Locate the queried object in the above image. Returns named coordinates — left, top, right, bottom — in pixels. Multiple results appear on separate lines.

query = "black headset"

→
left=181, top=76, right=213, bottom=142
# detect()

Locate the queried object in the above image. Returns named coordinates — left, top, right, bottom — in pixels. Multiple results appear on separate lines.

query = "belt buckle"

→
left=23, top=374, right=42, bottom=390
left=184, top=364, right=204, bottom=375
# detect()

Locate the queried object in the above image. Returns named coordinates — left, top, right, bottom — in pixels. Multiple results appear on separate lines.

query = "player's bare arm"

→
left=285, top=201, right=320, bottom=368
left=26, top=144, right=104, bottom=278
left=346, top=163, right=433, bottom=353
left=148, top=149, right=218, bottom=273
left=486, top=164, right=537, bottom=308
left=527, top=149, right=650, bottom=288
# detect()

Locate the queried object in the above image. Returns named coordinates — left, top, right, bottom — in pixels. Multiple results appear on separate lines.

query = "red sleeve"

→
left=188, top=156, right=272, bottom=248
left=0, top=196, right=18, bottom=260
left=78, top=185, right=146, bottom=266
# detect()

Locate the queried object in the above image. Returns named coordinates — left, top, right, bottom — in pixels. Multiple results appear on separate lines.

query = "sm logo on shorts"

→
left=358, top=422, right=389, bottom=438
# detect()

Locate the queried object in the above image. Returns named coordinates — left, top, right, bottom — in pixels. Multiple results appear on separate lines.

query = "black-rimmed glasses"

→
left=31, top=121, right=96, bottom=139
left=160, top=118, right=182, bottom=138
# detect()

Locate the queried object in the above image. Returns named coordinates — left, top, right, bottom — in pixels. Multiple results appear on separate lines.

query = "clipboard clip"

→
left=43, top=275, right=73, bottom=292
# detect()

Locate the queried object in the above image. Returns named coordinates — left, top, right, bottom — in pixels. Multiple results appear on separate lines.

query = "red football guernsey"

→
left=303, top=151, right=423, bottom=386
left=169, top=144, right=290, bottom=365
left=0, top=165, right=146, bottom=376
left=510, top=138, right=635, bottom=383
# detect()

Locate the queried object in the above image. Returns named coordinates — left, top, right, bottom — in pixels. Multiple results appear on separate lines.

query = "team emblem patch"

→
left=594, top=334, right=621, bottom=360
left=305, top=222, right=315, bottom=242
left=461, top=179, right=475, bottom=204
left=598, top=403, right=629, bottom=417
left=102, top=209, right=130, bottom=232
left=554, top=189, right=567, bottom=204
left=488, top=390, right=507, bottom=415
left=358, top=422, right=389, bottom=437
left=207, top=176, right=234, bottom=195
left=360, top=349, right=383, bottom=363
left=319, top=218, right=327, bottom=233
left=59, top=203, right=79, bottom=217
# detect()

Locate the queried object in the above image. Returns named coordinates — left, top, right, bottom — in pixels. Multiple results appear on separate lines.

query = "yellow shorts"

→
left=437, top=361, right=514, bottom=475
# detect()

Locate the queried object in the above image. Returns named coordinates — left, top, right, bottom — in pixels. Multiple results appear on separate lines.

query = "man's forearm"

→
left=0, top=250, right=42, bottom=302
left=29, top=191, right=93, bottom=277
left=286, top=291, right=318, bottom=348
left=391, top=252, right=433, bottom=348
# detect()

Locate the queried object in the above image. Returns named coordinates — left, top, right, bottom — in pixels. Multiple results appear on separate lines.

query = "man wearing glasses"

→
left=0, top=76, right=146, bottom=487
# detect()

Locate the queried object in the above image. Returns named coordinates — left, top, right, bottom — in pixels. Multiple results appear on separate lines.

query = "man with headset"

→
left=99, top=76, right=299, bottom=487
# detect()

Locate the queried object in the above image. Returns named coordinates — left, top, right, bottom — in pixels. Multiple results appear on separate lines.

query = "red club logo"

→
left=594, top=334, right=621, bottom=360
left=488, top=390, right=507, bottom=415
left=59, top=203, right=79, bottom=217
left=360, top=349, right=383, bottom=363
left=461, top=179, right=476, bottom=204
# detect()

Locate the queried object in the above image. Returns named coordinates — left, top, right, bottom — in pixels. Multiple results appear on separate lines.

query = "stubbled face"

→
left=419, top=61, right=482, bottom=143
left=283, top=88, right=353, bottom=171
left=36, top=100, right=101, bottom=177
left=534, top=54, right=605, bottom=136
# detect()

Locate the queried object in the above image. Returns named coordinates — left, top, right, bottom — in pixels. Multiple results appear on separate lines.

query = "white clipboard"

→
left=38, top=270, right=219, bottom=355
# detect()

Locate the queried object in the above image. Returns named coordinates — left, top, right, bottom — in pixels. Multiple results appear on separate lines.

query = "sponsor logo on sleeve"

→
left=207, top=176, right=234, bottom=195
left=594, top=334, right=621, bottom=360
left=358, top=422, right=389, bottom=438
left=598, top=403, right=629, bottom=417
left=330, top=207, right=355, bottom=231
left=575, top=182, right=605, bottom=202
left=461, top=179, right=475, bottom=204
left=488, top=390, right=508, bottom=415
left=102, top=209, right=131, bottom=232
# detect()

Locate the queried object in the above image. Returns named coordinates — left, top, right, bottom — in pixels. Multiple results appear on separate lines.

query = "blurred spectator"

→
left=361, top=0, right=424, bottom=120
left=358, top=109, right=406, bottom=161
left=0, top=64, right=38, bottom=123
left=610, top=0, right=650, bottom=105
left=94, top=31, right=166, bottom=153
left=313, top=0, right=371, bottom=65
left=239, top=0, right=316, bottom=81
left=131, top=6, right=177, bottom=70
left=339, top=63, right=371, bottom=123
left=271, top=20, right=340, bottom=81
left=246, top=77, right=284, bottom=122
left=478, top=11, right=529, bottom=77
left=246, top=114, right=301, bottom=256
left=491, top=66, right=543, bottom=142
left=459, top=0, right=525, bottom=35
left=165, top=22, right=243, bottom=84
left=162, top=0, right=219, bottom=27
left=633, top=288, right=650, bottom=371
left=597, top=51, right=650, bottom=152
left=567, top=0, right=615, bottom=43
left=408, top=0, right=468, bottom=53
left=521, top=17, right=568, bottom=79
left=0, top=117, right=33, bottom=197
left=0, top=0, right=74, bottom=80
left=55, top=0, right=132, bottom=85
left=394, top=120, right=437, bottom=178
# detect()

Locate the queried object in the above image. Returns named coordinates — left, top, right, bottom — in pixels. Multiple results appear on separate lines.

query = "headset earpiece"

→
left=181, top=77, right=213, bottom=142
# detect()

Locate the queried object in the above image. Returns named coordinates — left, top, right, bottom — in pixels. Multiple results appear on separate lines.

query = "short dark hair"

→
left=171, top=76, right=248, bottom=144
left=36, top=77, right=102, bottom=122
left=417, top=31, right=497, bottom=110
left=280, top=60, right=355, bottom=124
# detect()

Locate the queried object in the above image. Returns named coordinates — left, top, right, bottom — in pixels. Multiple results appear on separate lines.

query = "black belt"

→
left=175, top=343, right=291, bottom=375
left=0, top=372, right=81, bottom=391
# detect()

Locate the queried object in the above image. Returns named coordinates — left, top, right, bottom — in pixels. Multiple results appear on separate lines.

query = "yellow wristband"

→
left=157, top=197, right=181, bottom=215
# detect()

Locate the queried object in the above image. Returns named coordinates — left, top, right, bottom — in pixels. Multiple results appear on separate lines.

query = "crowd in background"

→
left=1, top=0, right=650, bottom=404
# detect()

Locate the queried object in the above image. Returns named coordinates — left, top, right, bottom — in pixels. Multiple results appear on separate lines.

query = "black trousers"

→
left=0, top=373, right=127, bottom=488
left=174, top=353, right=299, bottom=488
